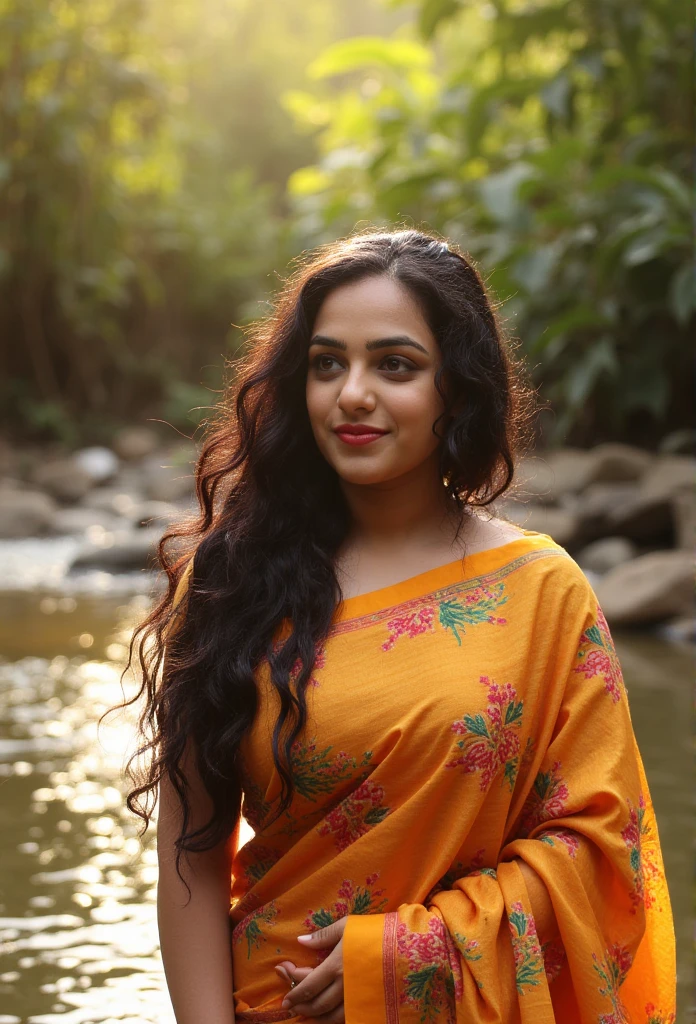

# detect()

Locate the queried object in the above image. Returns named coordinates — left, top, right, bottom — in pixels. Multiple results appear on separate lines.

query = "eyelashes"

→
left=310, top=354, right=416, bottom=373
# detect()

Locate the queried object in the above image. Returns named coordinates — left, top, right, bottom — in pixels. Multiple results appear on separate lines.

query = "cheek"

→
left=389, top=381, right=444, bottom=433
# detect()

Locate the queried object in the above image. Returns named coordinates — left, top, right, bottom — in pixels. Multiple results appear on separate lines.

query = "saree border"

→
left=383, top=910, right=400, bottom=1024
left=330, top=547, right=569, bottom=635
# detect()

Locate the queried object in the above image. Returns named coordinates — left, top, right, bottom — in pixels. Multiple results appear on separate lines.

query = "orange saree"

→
left=165, top=528, right=676, bottom=1024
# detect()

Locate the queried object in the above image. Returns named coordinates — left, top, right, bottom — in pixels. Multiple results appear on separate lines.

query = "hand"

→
left=277, top=917, right=348, bottom=1023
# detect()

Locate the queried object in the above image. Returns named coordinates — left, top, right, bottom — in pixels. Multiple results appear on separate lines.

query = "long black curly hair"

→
left=119, top=226, right=537, bottom=884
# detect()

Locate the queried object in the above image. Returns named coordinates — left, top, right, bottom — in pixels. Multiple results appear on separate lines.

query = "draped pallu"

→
left=166, top=529, right=675, bottom=1024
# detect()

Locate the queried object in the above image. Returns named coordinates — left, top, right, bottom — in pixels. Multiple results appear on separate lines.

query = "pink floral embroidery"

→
left=382, top=583, right=508, bottom=650
left=592, top=943, right=633, bottom=1023
left=383, top=606, right=437, bottom=651
left=397, top=916, right=463, bottom=1023
left=446, top=675, right=524, bottom=790
left=304, top=873, right=387, bottom=933
left=538, top=827, right=580, bottom=859
left=289, top=739, right=371, bottom=801
left=289, top=644, right=326, bottom=688
left=507, top=902, right=545, bottom=993
left=232, top=900, right=279, bottom=959
left=621, top=794, right=660, bottom=913
left=517, top=760, right=570, bottom=836
left=574, top=605, right=624, bottom=703
left=317, top=778, right=390, bottom=851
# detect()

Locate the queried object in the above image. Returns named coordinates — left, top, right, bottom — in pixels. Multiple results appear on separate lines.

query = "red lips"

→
left=334, top=424, right=388, bottom=435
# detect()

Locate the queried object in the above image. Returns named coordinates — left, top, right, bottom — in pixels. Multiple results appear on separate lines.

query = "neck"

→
left=338, top=451, right=466, bottom=554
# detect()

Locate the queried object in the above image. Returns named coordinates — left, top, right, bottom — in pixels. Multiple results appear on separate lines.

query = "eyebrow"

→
left=308, top=334, right=429, bottom=355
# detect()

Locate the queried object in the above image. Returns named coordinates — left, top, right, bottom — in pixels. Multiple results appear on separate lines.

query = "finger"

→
left=311, top=1003, right=345, bottom=1024
left=281, top=952, right=339, bottom=1009
left=289, top=978, right=343, bottom=1018
left=276, top=962, right=314, bottom=984
left=297, top=916, right=348, bottom=951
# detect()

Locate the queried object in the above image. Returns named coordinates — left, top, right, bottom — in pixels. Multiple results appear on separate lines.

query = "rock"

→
left=672, top=489, right=695, bottom=551
left=594, top=551, right=694, bottom=626
left=81, top=488, right=142, bottom=518
left=131, top=500, right=181, bottom=529
left=584, top=443, right=654, bottom=484
left=498, top=501, right=580, bottom=548
left=69, top=526, right=164, bottom=572
left=0, top=490, right=57, bottom=538
left=658, top=428, right=696, bottom=456
left=112, top=427, right=160, bottom=461
left=577, top=536, right=638, bottom=575
left=48, top=507, right=123, bottom=536
left=576, top=482, right=638, bottom=535
left=604, top=456, right=695, bottom=543
left=515, top=450, right=595, bottom=504
left=31, top=458, right=93, bottom=504
left=141, top=457, right=195, bottom=503
left=656, top=615, right=696, bottom=646
left=73, top=446, right=120, bottom=485
left=639, top=455, right=695, bottom=498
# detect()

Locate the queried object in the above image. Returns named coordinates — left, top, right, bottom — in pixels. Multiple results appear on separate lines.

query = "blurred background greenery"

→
left=1, top=0, right=692, bottom=449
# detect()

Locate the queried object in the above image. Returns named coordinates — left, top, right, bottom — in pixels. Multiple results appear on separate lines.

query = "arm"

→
left=156, top=556, right=239, bottom=1023
left=157, top=740, right=239, bottom=1024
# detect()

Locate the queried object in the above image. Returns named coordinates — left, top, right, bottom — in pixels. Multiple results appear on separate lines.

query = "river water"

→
left=0, top=549, right=692, bottom=1023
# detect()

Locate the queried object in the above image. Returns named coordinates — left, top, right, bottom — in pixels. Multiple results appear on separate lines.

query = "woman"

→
left=126, top=228, right=675, bottom=1024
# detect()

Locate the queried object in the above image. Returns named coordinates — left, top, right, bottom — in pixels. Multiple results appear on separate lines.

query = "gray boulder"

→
left=577, top=536, right=638, bottom=575
left=49, top=507, right=123, bottom=536
left=69, top=526, right=164, bottom=572
left=31, top=458, right=93, bottom=503
left=112, top=427, right=160, bottom=461
left=584, top=443, right=654, bottom=484
left=0, top=490, right=57, bottom=538
left=594, top=550, right=694, bottom=626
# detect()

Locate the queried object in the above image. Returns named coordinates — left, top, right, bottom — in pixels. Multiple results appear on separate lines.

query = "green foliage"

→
left=283, top=0, right=693, bottom=444
left=1, top=0, right=398, bottom=441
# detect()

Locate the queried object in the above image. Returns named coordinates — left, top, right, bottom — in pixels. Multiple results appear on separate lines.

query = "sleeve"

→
left=341, top=584, right=676, bottom=1024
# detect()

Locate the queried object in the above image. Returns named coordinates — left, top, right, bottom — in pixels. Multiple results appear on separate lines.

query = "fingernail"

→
left=281, top=999, right=290, bottom=1009
left=297, top=934, right=312, bottom=942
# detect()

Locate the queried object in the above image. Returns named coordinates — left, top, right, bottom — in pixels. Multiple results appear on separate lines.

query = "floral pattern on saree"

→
left=289, top=739, right=373, bottom=801
left=573, top=605, right=625, bottom=703
left=396, top=916, right=463, bottom=1024
left=644, top=1004, right=676, bottom=1024
left=316, top=778, right=390, bottom=851
left=592, top=943, right=633, bottom=1024
left=507, top=902, right=545, bottom=994
left=446, top=675, right=525, bottom=790
left=382, top=583, right=508, bottom=651
left=517, top=759, right=570, bottom=835
left=304, top=873, right=387, bottom=932
left=232, top=900, right=279, bottom=960
left=538, top=827, right=580, bottom=858
left=621, top=794, right=661, bottom=913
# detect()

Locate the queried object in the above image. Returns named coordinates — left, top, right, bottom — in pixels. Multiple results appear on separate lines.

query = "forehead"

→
left=312, top=275, right=435, bottom=347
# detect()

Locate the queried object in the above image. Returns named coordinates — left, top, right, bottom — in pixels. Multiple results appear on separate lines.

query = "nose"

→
left=336, top=364, right=376, bottom=414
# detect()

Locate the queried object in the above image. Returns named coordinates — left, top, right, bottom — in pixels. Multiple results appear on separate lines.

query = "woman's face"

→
left=305, top=274, right=446, bottom=487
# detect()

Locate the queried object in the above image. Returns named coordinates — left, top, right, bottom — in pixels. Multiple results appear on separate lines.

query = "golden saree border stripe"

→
left=383, top=911, right=400, bottom=1024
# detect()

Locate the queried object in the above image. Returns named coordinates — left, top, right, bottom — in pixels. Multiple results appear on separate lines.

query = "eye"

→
left=311, top=354, right=341, bottom=372
left=381, top=355, right=415, bottom=373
